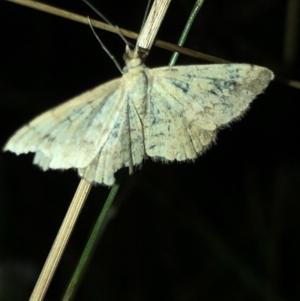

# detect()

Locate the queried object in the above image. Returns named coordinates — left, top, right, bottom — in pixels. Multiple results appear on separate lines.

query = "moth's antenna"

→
left=82, top=0, right=133, bottom=47
left=136, top=0, right=152, bottom=49
left=83, top=0, right=112, bottom=27
left=87, top=17, right=123, bottom=74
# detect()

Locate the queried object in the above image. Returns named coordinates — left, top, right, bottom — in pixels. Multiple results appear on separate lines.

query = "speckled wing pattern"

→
left=144, top=64, right=274, bottom=161
left=4, top=63, right=274, bottom=186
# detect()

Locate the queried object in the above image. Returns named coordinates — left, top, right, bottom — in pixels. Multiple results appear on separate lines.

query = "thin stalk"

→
left=28, top=180, right=91, bottom=301
left=62, top=181, right=121, bottom=301
left=169, top=0, right=205, bottom=66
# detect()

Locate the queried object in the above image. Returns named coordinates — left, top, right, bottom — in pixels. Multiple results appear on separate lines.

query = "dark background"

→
left=0, top=0, right=300, bottom=300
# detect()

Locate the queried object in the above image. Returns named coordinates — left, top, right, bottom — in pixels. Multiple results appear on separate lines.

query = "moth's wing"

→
left=31, top=86, right=146, bottom=186
left=78, top=90, right=146, bottom=186
left=149, top=64, right=274, bottom=129
left=145, top=64, right=274, bottom=160
left=4, top=78, right=127, bottom=170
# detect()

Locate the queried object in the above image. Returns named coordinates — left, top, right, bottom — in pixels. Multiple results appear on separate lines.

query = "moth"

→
left=4, top=45, right=274, bottom=186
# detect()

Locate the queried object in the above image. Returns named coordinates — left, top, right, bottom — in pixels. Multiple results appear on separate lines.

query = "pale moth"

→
left=4, top=45, right=274, bottom=186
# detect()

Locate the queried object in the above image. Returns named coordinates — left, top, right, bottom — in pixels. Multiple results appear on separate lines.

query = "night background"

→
left=0, top=0, right=300, bottom=300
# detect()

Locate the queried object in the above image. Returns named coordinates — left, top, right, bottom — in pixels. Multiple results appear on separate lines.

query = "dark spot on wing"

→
left=215, top=79, right=237, bottom=91
left=113, top=122, right=121, bottom=130
left=202, top=77, right=237, bottom=92
left=166, top=78, right=190, bottom=94
left=42, top=133, right=54, bottom=142
left=208, top=90, right=218, bottom=96
left=111, top=122, right=121, bottom=138
left=227, top=68, right=241, bottom=80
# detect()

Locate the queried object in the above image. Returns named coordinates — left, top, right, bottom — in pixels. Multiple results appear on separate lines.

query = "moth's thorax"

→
left=122, top=63, right=150, bottom=120
left=126, top=57, right=143, bottom=69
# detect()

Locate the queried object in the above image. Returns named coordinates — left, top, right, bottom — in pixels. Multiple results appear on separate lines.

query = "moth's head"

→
left=123, top=45, right=143, bottom=71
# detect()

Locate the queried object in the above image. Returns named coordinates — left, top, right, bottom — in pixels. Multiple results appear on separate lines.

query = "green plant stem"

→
left=61, top=181, right=120, bottom=301
left=169, top=0, right=205, bottom=66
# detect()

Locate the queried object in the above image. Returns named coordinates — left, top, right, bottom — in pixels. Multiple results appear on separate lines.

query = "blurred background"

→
left=0, top=0, right=299, bottom=300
